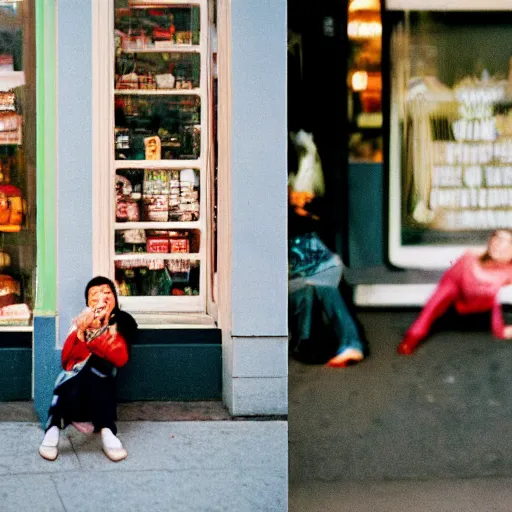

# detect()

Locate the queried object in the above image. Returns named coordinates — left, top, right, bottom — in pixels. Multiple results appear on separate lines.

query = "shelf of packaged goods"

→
left=115, top=89, right=200, bottom=95
left=121, top=45, right=200, bottom=54
left=115, top=160, right=200, bottom=170
left=114, top=252, right=200, bottom=260
left=115, top=221, right=200, bottom=230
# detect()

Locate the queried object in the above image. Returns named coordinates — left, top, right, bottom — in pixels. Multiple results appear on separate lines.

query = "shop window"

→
left=347, top=0, right=383, bottom=163
left=0, top=1, right=35, bottom=326
left=388, top=9, right=512, bottom=250
left=110, top=0, right=212, bottom=314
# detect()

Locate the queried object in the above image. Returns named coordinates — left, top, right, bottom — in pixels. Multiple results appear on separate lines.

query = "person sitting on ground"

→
left=397, top=229, right=512, bottom=355
left=39, top=276, right=137, bottom=462
left=288, top=130, right=366, bottom=367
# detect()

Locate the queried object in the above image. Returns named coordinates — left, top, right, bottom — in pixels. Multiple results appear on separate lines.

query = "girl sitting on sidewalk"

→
left=39, top=276, right=137, bottom=461
left=398, top=230, right=512, bottom=355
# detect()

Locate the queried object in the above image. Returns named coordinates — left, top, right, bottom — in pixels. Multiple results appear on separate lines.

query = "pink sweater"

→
left=407, top=251, right=512, bottom=341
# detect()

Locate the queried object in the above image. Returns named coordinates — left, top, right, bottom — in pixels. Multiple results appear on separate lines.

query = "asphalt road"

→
left=289, top=310, right=512, bottom=511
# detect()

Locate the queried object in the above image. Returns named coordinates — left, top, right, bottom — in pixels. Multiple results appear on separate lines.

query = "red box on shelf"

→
left=170, top=238, right=189, bottom=253
left=146, top=237, right=169, bottom=253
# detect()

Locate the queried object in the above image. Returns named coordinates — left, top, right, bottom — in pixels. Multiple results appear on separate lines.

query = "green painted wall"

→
left=35, top=0, right=57, bottom=314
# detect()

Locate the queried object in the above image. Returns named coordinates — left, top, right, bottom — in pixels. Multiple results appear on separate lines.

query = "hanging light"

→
left=352, top=71, right=369, bottom=92
left=348, top=0, right=381, bottom=40
left=348, top=20, right=382, bottom=39
left=348, top=0, right=380, bottom=12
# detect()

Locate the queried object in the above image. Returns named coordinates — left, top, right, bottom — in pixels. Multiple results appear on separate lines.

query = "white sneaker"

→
left=101, top=428, right=128, bottom=462
left=39, top=426, right=59, bottom=461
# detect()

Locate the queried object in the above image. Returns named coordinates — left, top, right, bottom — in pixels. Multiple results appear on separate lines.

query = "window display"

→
left=387, top=8, right=512, bottom=268
left=114, top=95, right=201, bottom=161
left=347, top=0, right=383, bottom=163
left=0, top=1, right=35, bottom=325
left=113, top=0, right=208, bottom=311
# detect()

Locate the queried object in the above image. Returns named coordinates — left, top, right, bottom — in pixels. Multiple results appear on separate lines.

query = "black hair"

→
left=84, top=275, right=119, bottom=311
left=84, top=275, right=137, bottom=345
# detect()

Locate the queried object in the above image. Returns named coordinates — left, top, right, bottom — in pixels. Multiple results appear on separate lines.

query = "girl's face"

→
left=488, top=230, right=512, bottom=263
left=87, top=284, right=116, bottom=325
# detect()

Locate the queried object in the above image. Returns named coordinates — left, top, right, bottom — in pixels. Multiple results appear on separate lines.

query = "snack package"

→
left=156, top=73, right=176, bottom=89
left=143, top=195, right=168, bottom=222
left=0, top=184, right=25, bottom=232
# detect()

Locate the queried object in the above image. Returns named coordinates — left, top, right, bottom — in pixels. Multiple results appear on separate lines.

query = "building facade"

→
left=0, top=0, right=288, bottom=422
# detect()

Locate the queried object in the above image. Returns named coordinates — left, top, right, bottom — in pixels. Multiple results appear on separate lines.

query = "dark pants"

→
left=430, top=305, right=512, bottom=335
left=289, top=283, right=364, bottom=363
left=46, top=358, right=118, bottom=434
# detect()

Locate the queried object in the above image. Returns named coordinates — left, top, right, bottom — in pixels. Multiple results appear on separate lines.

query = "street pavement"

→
left=289, top=476, right=512, bottom=512
left=289, top=309, right=512, bottom=511
left=0, top=420, right=287, bottom=512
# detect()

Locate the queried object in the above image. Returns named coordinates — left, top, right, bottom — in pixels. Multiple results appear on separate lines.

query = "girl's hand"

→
left=74, top=307, right=95, bottom=334
left=503, top=326, right=512, bottom=339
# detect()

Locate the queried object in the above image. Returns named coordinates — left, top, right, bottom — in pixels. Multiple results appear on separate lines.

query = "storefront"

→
left=0, top=0, right=36, bottom=401
left=385, top=0, right=512, bottom=268
left=341, top=0, right=512, bottom=306
left=0, top=0, right=287, bottom=419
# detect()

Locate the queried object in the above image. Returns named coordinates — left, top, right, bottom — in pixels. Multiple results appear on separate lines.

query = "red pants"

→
left=400, top=279, right=503, bottom=353
left=406, top=279, right=460, bottom=343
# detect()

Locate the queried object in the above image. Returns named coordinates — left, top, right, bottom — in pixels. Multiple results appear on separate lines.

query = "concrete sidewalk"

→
left=0, top=420, right=287, bottom=512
